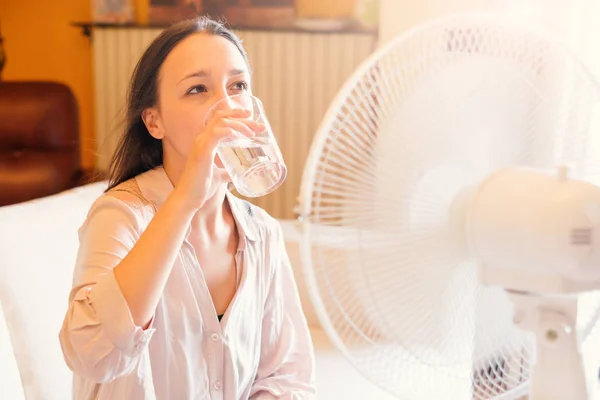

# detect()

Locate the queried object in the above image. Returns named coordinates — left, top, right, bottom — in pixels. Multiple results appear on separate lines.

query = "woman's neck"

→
left=192, top=186, right=229, bottom=235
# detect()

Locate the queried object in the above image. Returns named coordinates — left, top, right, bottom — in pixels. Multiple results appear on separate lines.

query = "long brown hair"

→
left=105, top=16, right=249, bottom=191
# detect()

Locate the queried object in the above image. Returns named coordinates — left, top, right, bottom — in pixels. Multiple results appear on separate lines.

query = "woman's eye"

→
left=232, top=81, right=249, bottom=91
left=187, top=85, right=207, bottom=95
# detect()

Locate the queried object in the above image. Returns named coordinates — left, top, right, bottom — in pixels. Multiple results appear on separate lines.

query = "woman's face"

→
left=143, top=32, right=251, bottom=167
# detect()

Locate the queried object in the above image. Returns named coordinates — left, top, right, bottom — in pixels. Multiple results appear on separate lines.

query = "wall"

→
left=379, top=0, right=593, bottom=48
left=296, top=0, right=359, bottom=19
left=0, top=0, right=94, bottom=169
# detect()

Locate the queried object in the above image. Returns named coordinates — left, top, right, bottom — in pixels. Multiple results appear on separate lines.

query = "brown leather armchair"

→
left=0, top=81, right=82, bottom=206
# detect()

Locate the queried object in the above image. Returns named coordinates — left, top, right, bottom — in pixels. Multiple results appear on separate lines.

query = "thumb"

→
left=214, top=166, right=231, bottom=182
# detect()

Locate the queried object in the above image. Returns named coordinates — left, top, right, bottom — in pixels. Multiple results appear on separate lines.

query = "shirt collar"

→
left=136, top=166, right=260, bottom=242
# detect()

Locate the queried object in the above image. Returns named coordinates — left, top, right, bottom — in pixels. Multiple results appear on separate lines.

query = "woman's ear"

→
left=142, top=108, right=165, bottom=139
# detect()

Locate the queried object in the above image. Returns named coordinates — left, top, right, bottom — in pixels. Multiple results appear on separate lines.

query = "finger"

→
left=211, top=108, right=252, bottom=123
left=213, top=166, right=231, bottom=182
left=219, top=118, right=256, bottom=138
left=237, top=119, right=266, bottom=133
left=201, top=122, right=257, bottom=155
left=217, top=117, right=265, bottom=134
left=210, top=127, right=248, bottom=145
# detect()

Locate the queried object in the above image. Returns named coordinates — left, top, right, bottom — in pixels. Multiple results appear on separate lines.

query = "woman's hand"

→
left=173, top=108, right=265, bottom=210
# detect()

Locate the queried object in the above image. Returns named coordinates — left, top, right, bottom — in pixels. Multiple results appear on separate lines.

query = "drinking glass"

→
left=204, top=94, right=287, bottom=198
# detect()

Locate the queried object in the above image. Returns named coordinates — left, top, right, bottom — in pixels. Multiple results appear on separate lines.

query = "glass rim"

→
left=203, top=93, right=264, bottom=128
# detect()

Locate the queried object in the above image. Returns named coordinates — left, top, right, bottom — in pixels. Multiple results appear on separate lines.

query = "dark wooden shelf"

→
left=72, top=21, right=378, bottom=38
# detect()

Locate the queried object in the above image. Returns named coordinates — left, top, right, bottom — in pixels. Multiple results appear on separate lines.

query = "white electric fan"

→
left=297, top=12, right=600, bottom=400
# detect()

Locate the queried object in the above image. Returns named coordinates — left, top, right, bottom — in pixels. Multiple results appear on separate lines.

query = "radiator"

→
left=92, top=27, right=377, bottom=219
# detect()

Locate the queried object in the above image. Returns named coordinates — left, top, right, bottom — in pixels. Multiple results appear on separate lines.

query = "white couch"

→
left=0, top=182, right=396, bottom=400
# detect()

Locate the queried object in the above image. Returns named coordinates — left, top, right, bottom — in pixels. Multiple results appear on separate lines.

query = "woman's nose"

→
left=222, top=96, right=237, bottom=110
left=213, top=91, right=236, bottom=111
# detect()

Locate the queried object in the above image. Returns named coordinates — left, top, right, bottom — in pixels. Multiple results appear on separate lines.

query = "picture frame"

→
left=148, top=0, right=204, bottom=24
left=146, top=0, right=297, bottom=28
left=221, top=0, right=296, bottom=28
left=92, top=0, right=135, bottom=23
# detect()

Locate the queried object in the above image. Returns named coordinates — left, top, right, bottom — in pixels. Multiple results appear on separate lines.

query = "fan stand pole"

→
left=509, top=292, right=589, bottom=400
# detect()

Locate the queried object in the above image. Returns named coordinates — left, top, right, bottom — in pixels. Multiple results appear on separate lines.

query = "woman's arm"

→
left=112, top=190, right=194, bottom=328
left=249, top=222, right=317, bottom=399
left=59, top=190, right=194, bottom=383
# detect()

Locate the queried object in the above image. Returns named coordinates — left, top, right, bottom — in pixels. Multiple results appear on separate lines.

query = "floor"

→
left=311, top=328, right=600, bottom=400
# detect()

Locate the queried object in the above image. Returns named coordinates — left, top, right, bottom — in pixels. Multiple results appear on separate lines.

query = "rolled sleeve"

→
left=88, top=270, right=155, bottom=355
left=59, top=195, right=155, bottom=383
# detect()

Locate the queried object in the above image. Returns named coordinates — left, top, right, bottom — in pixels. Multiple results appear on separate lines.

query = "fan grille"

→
left=300, top=12, right=600, bottom=400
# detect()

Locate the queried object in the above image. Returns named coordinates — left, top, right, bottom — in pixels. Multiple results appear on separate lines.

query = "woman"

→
left=59, top=16, right=316, bottom=400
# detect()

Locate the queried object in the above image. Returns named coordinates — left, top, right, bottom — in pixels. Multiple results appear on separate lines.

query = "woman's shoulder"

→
left=104, top=178, right=156, bottom=211
left=84, top=178, right=156, bottom=228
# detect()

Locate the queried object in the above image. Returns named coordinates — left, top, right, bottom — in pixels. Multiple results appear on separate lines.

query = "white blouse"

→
left=58, top=166, right=316, bottom=400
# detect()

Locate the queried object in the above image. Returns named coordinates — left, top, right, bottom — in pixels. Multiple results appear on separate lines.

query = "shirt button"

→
left=213, top=381, right=222, bottom=390
left=211, top=333, right=219, bottom=342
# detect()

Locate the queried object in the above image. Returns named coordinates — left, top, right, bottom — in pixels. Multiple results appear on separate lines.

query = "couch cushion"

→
left=0, top=181, right=107, bottom=400
left=0, top=301, right=25, bottom=400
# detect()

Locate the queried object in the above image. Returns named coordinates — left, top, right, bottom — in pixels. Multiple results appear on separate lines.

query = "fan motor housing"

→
left=466, top=166, right=600, bottom=294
